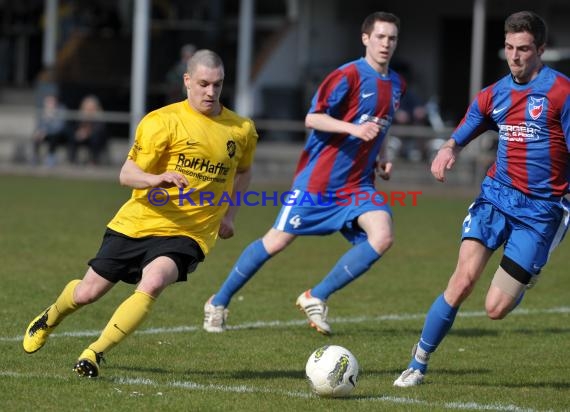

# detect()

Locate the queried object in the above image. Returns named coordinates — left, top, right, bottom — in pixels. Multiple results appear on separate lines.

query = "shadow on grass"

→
left=104, top=365, right=570, bottom=392
left=448, top=328, right=499, bottom=337
left=363, top=367, right=492, bottom=378
left=108, top=365, right=171, bottom=374
left=511, top=327, right=570, bottom=335
left=349, top=327, right=500, bottom=338
left=185, top=369, right=306, bottom=380
left=480, top=381, right=570, bottom=390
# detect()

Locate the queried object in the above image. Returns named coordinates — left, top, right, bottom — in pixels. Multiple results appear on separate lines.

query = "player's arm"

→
left=120, top=112, right=188, bottom=189
left=562, top=93, right=570, bottom=152
left=218, top=167, right=252, bottom=239
left=375, top=136, right=393, bottom=181
left=431, top=89, right=492, bottom=182
left=430, top=138, right=463, bottom=182
left=119, top=159, right=188, bottom=189
left=305, top=113, right=379, bottom=142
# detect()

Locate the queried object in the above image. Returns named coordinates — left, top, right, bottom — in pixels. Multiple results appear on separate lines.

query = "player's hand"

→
left=353, top=122, right=380, bottom=141
left=431, top=146, right=456, bottom=182
left=218, top=216, right=235, bottom=239
left=376, top=159, right=392, bottom=180
left=154, top=172, right=189, bottom=188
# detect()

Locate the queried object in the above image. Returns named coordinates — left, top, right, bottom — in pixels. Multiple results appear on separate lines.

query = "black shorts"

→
left=88, top=228, right=205, bottom=284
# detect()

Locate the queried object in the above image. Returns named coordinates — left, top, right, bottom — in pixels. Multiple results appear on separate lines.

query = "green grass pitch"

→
left=1, top=175, right=569, bottom=411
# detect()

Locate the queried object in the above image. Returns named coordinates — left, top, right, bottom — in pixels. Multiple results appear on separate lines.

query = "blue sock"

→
left=409, top=294, right=458, bottom=373
left=212, top=239, right=271, bottom=307
left=311, top=241, right=381, bottom=300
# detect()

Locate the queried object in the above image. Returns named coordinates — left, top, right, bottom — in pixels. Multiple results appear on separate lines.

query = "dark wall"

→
left=439, top=17, right=506, bottom=123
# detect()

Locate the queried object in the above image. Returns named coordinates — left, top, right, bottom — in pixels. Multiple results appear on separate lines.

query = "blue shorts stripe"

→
left=275, top=189, right=300, bottom=231
left=547, top=198, right=570, bottom=258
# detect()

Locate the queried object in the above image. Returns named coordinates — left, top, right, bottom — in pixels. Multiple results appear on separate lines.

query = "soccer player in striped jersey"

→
left=394, top=11, right=570, bottom=387
left=22, top=50, right=259, bottom=377
left=204, top=12, right=405, bottom=335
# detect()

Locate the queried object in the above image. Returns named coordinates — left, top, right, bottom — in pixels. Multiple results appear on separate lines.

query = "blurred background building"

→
left=0, top=0, right=568, bottom=182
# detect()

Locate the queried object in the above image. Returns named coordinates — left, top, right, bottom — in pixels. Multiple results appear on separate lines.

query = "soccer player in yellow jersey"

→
left=22, top=50, right=259, bottom=377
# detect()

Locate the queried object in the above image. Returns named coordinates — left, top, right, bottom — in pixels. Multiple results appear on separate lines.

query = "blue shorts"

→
left=462, top=177, right=570, bottom=275
left=273, top=188, right=392, bottom=244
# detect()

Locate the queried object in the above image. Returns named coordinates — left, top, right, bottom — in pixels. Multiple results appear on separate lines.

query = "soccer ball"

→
left=305, top=345, right=359, bottom=397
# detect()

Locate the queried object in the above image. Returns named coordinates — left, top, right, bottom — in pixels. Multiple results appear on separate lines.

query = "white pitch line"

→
left=3, top=306, right=569, bottom=343
left=5, top=307, right=566, bottom=411
left=0, top=371, right=547, bottom=412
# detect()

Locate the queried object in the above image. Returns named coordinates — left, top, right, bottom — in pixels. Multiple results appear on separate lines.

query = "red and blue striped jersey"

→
left=292, top=58, right=406, bottom=194
left=452, top=65, right=570, bottom=199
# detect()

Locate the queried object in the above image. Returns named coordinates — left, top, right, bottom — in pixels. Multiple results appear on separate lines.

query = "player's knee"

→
left=445, top=274, right=476, bottom=305
left=263, top=233, right=294, bottom=255
left=368, top=233, right=393, bottom=254
left=264, top=239, right=287, bottom=255
left=139, top=273, right=175, bottom=297
left=453, top=273, right=477, bottom=295
left=275, top=239, right=292, bottom=253
left=487, top=258, right=530, bottom=319
left=139, top=280, right=166, bottom=297
left=382, top=233, right=394, bottom=251
left=74, top=287, right=102, bottom=305
left=485, top=301, right=510, bottom=320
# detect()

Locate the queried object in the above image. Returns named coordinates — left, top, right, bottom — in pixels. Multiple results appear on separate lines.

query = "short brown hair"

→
left=361, top=12, right=400, bottom=35
left=504, top=11, right=547, bottom=48
left=187, top=49, right=224, bottom=75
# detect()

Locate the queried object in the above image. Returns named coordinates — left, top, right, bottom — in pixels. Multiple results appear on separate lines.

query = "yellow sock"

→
left=48, top=279, right=82, bottom=326
left=88, top=291, right=155, bottom=354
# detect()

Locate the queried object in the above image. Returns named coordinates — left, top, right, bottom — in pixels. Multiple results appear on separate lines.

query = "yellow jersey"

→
left=107, top=101, right=258, bottom=255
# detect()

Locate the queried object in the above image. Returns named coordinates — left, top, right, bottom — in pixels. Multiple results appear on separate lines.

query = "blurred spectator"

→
left=165, top=43, right=196, bottom=103
left=31, top=94, right=69, bottom=167
left=69, top=95, right=108, bottom=165
left=34, top=68, right=59, bottom=110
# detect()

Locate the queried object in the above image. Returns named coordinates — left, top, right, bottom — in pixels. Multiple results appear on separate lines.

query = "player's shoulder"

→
left=388, top=67, right=407, bottom=85
left=333, top=58, right=368, bottom=79
left=314, top=59, right=362, bottom=88
left=143, top=101, right=184, bottom=121
left=219, top=106, right=254, bottom=125
left=486, top=73, right=511, bottom=91
left=544, top=66, right=570, bottom=87
left=338, top=58, right=362, bottom=71
left=475, top=75, right=510, bottom=101
left=155, top=101, right=185, bottom=114
left=218, top=107, right=258, bottom=137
